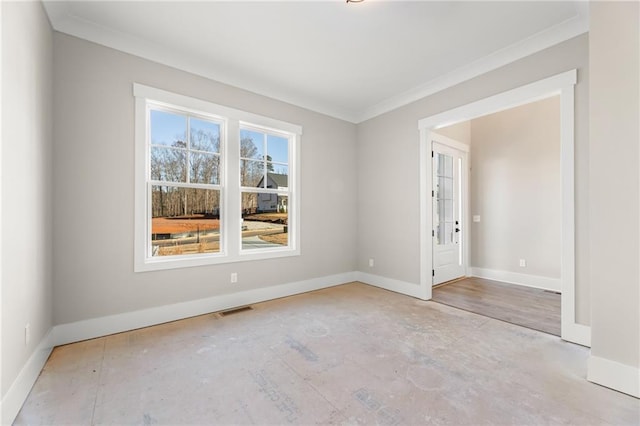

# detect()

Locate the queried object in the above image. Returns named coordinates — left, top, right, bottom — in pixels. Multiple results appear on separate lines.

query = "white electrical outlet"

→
left=368, top=258, right=374, bottom=267
left=473, top=215, right=481, bottom=223
left=25, top=323, right=31, bottom=345
left=519, top=259, right=526, bottom=267
left=230, top=272, right=238, bottom=283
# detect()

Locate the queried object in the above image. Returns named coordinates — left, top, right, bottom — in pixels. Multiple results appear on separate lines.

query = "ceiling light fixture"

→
left=346, top=0, right=364, bottom=3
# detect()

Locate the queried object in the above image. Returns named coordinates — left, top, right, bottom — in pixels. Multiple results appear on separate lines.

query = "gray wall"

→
left=469, top=97, right=561, bottom=278
left=589, top=1, right=639, bottom=369
left=1, top=2, right=53, bottom=396
left=52, top=33, right=358, bottom=325
left=357, top=34, right=590, bottom=325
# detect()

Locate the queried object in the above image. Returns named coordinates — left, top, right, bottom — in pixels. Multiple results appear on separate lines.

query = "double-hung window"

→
left=240, top=126, right=291, bottom=250
left=134, top=84, right=300, bottom=271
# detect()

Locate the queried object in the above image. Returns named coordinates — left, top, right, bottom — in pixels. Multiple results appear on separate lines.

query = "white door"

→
left=432, top=141, right=466, bottom=285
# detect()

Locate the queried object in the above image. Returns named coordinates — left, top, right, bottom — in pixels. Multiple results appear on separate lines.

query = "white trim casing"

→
left=133, top=83, right=302, bottom=272
left=0, top=1, right=3, bottom=422
left=587, top=356, right=640, bottom=398
left=133, top=84, right=302, bottom=135
left=418, top=70, right=588, bottom=347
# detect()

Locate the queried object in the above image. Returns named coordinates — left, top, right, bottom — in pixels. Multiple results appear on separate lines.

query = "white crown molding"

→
left=42, top=2, right=360, bottom=123
left=43, top=3, right=588, bottom=124
left=357, top=14, right=588, bottom=123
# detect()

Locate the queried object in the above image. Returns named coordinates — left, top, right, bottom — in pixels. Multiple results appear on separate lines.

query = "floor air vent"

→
left=218, top=306, right=253, bottom=316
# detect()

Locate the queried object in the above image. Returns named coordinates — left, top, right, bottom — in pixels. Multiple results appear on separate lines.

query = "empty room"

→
left=1, top=1, right=639, bottom=425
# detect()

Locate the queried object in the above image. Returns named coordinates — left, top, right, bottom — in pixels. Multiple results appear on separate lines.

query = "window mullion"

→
left=186, top=116, right=191, bottom=184
left=226, top=119, right=241, bottom=257
left=263, top=133, right=268, bottom=189
left=135, top=84, right=299, bottom=272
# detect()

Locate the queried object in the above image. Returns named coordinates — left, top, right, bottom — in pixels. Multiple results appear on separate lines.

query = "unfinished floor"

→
left=15, top=282, right=640, bottom=425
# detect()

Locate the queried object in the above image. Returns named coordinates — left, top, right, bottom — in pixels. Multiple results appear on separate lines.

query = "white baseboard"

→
left=1, top=272, right=356, bottom=425
left=470, top=267, right=591, bottom=346
left=0, top=329, right=55, bottom=425
left=355, top=271, right=426, bottom=300
left=588, top=355, right=640, bottom=398
left=469, top=267, right=561, bottom=292
left=52, top=271, right=356, bottom=346
left=562, top=322, right=591, bottom=347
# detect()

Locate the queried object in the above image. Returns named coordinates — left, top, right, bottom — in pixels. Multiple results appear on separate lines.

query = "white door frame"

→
left=418, top=69, right=590, bottom=347
left=430, top=134, right=470, bottom=285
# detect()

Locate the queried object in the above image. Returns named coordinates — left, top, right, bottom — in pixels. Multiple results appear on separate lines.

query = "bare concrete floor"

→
left=15, top=282, right=640, bottom=425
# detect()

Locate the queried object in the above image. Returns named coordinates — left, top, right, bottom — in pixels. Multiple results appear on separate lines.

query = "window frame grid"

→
left=238, top=123, right=295, bottom=256
left=134, top=83, right=301, bottom=272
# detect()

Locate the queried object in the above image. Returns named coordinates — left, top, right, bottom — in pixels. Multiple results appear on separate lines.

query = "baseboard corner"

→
left=587, top=355, right=640, bottom=398
left=356, top=271, right=426, bottom=299
left=1, top=328, right=55, bottom=425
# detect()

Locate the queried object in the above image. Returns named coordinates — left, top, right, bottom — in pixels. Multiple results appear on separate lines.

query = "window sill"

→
left=134, top=248, right=300, bottom=272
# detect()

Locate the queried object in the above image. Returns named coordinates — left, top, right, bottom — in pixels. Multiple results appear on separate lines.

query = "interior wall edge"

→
left=0, top=328, right=55, bottom=426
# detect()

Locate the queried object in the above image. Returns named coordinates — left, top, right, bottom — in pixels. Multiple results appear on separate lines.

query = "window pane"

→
left=267, top=165, right=288, bottom=184
left=151, top=146, right=186, bottom=182
left=436, top=221, right=454, bottom=246
left=240, top=129, right=264, bottom=160
left=443, top=155, right=453, bottom=177
left=437, top=152, right=454, bottom=178
left=190, top=152, right=220, bottom=184
left=151, top=186, right=221, bottom=256
left=241, top=159, right=264, bottom=187
left=241, top=193, right=288, bottom=250
left=444, top=199, right=453, bottom=221
left=190, top=118, right=220, bottom=153
left=150, top=110, right=187, bottom=147
left=443, top=177, right=453, bottom=199
left=267, top=134, right=288, bottom=164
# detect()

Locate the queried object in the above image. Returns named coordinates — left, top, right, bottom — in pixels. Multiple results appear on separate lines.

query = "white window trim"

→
left=134, top=83, right=301, bottom=272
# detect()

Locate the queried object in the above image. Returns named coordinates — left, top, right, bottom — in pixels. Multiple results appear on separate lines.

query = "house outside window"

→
left=134, top=84, right=301, bottom=272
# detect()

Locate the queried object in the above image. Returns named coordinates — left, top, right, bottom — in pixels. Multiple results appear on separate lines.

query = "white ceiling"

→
left=43, top=1, right=589, bottom=123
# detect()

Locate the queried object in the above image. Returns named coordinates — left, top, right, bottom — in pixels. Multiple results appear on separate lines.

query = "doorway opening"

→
left=430, top=96, right=561, bottom=336
left=418, top=70, right=590, bottom=346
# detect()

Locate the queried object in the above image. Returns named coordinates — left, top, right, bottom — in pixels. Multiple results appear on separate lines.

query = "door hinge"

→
left=431, top=190, right=434, bottom=197
left=432, top=269, right=435, bottom=277
left=431, top=151, right=434, bottom=158
left=432, top=230, right=435, bottom=237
